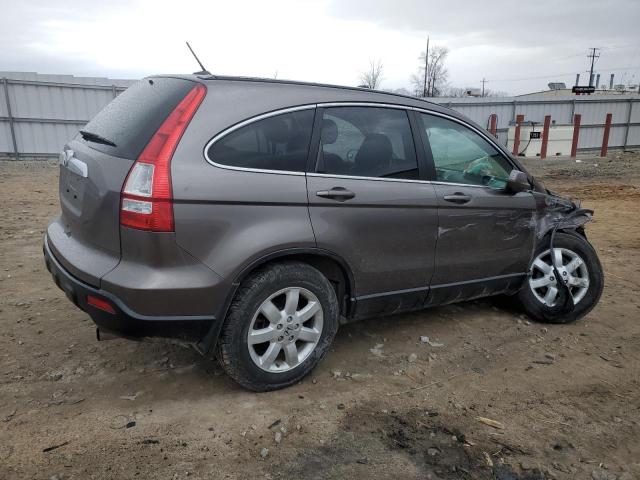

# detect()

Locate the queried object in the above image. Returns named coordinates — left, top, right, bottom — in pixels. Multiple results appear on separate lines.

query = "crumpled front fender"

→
left=533, top=192, right=593, bottom=239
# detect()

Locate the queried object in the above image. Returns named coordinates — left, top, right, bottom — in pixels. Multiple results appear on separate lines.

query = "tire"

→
left=217, top=261, right=339, bottom=391
left=517, top=231, right=604, bottom=324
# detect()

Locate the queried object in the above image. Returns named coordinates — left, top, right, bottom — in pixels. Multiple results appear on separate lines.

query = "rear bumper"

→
left=43, top=234, right=215, bottom=343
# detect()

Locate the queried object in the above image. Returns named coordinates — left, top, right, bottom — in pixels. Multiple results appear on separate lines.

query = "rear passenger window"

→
left=207, top=109, right=315, bottom=172
left=316, top=107, right=418, bottom=180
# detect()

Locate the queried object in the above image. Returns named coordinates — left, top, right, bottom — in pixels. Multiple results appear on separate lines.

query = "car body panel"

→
left=432, top=186, right=536, bottom=282
left=426, top=186, right=537, bottom=303
left=307, top=174, right=438, bottom=315
left=100, top=229, right=225, bottom=317
left=171, top=167, right=316, bottom=282
left=51, top=140, right=134, bottom=286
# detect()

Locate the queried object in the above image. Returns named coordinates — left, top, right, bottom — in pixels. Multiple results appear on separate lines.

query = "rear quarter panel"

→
left=172, top=167, right=315, bottom=278
left=170, top=86, right=316, bottom=281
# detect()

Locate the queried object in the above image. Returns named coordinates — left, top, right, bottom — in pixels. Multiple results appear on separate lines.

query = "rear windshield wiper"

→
left=79, top=130, right=117, bottom=147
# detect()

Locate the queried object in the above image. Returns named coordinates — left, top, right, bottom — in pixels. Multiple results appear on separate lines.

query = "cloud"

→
left=327, top=0, right=640, bottom=91
left=1, top=0, right=639, bottom=94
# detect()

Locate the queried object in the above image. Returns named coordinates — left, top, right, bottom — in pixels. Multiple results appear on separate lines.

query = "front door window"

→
left=417, top=113, right=511, bottom=189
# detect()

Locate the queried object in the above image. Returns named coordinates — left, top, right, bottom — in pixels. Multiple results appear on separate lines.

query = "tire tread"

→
left=217, top=261, right=338, bottom=391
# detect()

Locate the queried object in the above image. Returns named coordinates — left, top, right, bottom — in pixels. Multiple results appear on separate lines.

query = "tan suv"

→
left=44, top=75, right=603, bottom=390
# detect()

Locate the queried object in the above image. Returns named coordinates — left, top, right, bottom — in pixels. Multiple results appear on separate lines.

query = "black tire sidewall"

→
left=518, top=232, right=604, bottom=324
left=219, top=262, right=339, bottom=391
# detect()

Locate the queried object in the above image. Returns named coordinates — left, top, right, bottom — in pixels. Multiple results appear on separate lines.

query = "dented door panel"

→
left=427, top=185, right=536, bottom=305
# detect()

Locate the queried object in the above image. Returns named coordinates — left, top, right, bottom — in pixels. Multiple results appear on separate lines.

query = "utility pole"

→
left=481, top=78, right=487, bottom=97
left=587, top=47, right=600, bottom=87
left=423, top=36, right=429, bottom=97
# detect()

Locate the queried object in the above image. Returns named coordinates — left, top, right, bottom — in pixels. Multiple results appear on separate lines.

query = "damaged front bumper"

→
left=534, top=192, right=593, bottom=239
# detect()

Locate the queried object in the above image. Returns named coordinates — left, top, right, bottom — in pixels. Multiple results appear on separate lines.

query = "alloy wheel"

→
left=529, top=247, right=590, bottom=307
left=247, top=287, right=324, bottom=373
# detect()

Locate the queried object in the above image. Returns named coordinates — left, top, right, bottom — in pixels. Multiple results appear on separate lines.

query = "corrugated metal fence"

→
left=0, top=72, right=135, bottom=159
left=1, top=72, right=639, bottom=159
left=430, top=95, right=640, bottom=151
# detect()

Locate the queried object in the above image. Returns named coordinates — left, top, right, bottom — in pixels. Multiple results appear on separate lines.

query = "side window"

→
left=317, top=107, right=419, bottom=180
left=207, top=109, right=315, bottom=172
left=418, top=113, right=512, bottom=189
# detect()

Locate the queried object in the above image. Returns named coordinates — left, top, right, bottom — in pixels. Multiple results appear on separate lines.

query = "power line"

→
left=620, top=46, right=640, bottom=84
left=488, top=65, right=640, bottom=83
left=599, top=43, right=638, bottom=51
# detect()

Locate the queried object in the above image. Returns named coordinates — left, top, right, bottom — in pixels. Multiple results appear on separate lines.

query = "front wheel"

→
left=517, top=232, right=604, bottom=324
left=217, top=261, right=339, bottom=391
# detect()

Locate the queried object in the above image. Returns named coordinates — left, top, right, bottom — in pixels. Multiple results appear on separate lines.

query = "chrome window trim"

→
left=307, top=172, right=428, bottom=185
left=202, top=101, right=515, bottom=189
left=317, top=102, right=409, bottom=109
left=203, top=104, right=317, bottom=176
left=308, top=172, right=493, bottom=189
left=430, top=180, right=500, bottom=190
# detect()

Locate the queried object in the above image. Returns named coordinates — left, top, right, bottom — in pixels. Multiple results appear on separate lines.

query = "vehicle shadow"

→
left=85, top=294, right=523, bottom=398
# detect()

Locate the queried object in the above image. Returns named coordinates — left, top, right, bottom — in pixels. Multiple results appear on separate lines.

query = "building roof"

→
left=516, top=88, right=639, bottom=99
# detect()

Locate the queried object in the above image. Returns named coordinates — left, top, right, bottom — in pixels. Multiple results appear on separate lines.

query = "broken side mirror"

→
left=506, top=170, right=530, bottom=193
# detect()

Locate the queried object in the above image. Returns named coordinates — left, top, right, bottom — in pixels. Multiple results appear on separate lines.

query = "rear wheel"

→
left=217, top=261, right=339, bottom=391
left=517, top=232, right=603, bottom=324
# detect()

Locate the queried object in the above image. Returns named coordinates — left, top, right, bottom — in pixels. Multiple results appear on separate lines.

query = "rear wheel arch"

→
left=196, top=250, right=354, bottom=355
left=230, top=249, right=355, bottom=317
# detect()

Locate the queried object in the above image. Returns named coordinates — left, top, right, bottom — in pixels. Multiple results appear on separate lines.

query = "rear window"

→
left=206, top=109, right=315, bottom=172
left=79, top=77, right=197, bottom=159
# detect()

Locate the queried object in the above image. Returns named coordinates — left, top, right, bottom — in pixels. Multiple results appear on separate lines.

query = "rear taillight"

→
left=120, top=83, right=206, bottom=232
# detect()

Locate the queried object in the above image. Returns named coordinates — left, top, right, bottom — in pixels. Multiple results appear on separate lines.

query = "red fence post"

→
left=600, top=113, right=612, bottom=157
left=512, top=114, right=524, bottom=155
left=540, top=115, right=551, bottom=159
left=571, top=114, right=581, bottom=158
left=489, top=114, right=498, bottom=137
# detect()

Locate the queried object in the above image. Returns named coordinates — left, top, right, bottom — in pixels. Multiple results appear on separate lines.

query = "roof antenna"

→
left=186, top=41, right=210, bottom=75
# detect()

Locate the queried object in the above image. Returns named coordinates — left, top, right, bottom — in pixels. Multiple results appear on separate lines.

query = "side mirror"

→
left=506, top=170, right=530, bottom=193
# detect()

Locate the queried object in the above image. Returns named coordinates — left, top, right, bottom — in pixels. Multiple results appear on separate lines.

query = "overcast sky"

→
left=1, top=0, right=639, bottom=95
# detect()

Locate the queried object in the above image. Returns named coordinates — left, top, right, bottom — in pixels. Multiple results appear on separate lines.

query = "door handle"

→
left=443, top=193, right=472, bottom=204
left=316, top=187, right=355, bottom=201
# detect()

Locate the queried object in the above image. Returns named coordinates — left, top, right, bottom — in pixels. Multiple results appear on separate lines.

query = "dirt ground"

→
left=1, top=151, right=639, bottom=480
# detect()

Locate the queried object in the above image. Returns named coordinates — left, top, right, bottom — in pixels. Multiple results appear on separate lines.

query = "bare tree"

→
left=359, top=59, right=384, bottom=89
left=443, top=86, right=510, bottom=98
left=445, top=86, right=469, bottom=97
left=383, top=87, right=413, bottom=96
left=411, top=46, right=449, bottom=97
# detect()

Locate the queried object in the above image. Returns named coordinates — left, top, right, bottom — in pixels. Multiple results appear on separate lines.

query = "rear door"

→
left=50, top=77, right=198, bottom=285
left=415, top=112, right=536, bottom=305
left=307, top=105, right=438, bottom=317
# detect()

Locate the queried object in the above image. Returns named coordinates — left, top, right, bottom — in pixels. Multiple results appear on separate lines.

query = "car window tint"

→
left=316, top=107, right=419, bottom=180
left=208, top=109, right=315, bottom=172
left=79, top=77, right=195, bottom=159
left=419, top=113, right=512, bottom=189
